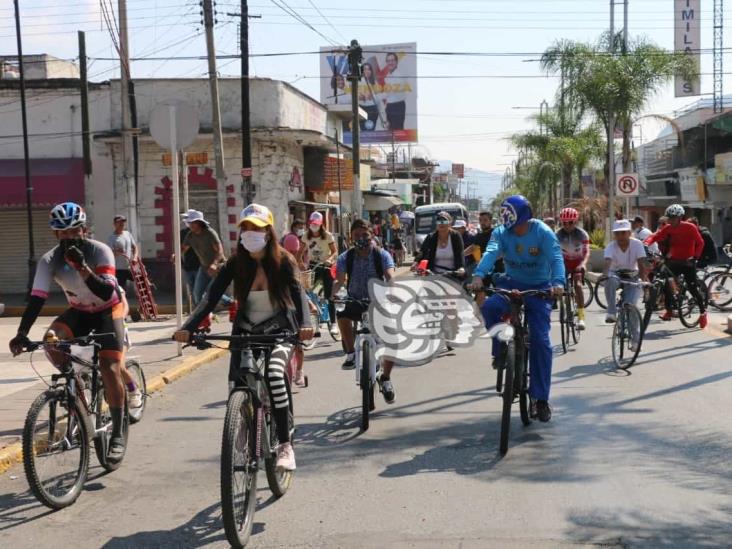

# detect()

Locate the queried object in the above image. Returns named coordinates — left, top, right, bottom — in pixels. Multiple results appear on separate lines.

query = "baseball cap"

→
left=181, top=209, right=209, bottom=226
left=238, top=203, right=274, bottom=228
left=308, top=211, right=324, bottom=225
left=113, top=214, right=127, bottom=222
left=612, top=219, right=632, bottom=232
left=452, top=219, right=467, bottom=229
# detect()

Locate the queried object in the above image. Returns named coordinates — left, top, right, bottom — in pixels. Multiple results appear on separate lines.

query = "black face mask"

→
left=59, top=237, right=84, bottom=252
left=354, top=237, right=371, bottom=250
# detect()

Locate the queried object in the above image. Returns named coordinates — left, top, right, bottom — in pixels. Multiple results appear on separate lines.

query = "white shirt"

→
left=634, top=227, right=658, bottom=254
left=604, top=238, right=647, bottom=272
left=433, top=237, right=454, bottom=273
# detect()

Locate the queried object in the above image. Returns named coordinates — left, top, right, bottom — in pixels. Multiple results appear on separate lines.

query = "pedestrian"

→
left=107, top=214, right=138, bottom=291
left=282, top=218, right=307, bottom=270
left=453, top=219, right=476, bottom=276
left=688, top=216, right=718, bottom=268
left=181, top=210, right=233, bottom=307
left=631, top=216, right=659, bottom=255
left=177, top=215, right=201, bottom=309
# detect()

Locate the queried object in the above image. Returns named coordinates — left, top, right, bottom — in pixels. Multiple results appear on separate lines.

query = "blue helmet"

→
left=500, top=195, right=532, bottom=230
left=49, top=202, right=86, bottom=230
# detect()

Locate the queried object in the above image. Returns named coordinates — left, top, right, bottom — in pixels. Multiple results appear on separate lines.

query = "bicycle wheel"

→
left=94, top=384, right=129, bottom=472
left=582, top=278, right=594, bottom=309
left=518, top=342, right=531, bottom=426
left=265, top=379, right=294, bottom=498
left=708, top=273, right=732, bottom=311
left=594, top=276, right=608, bottom=309
left=360, top=340, right=371, bottom=432
left=499, top=341, right=516, bottom=455
left=642, top=284, right=658, bottom=332
left=126, top=359, right=147, bottom=424
left=677, top=283, right=702, bottom=328
left=612, top=304, right=642, bottom=369
left=221, top=390, right=257, bottom=549
left=23, top=389, right=90, bottom=509
left=559, top=297, right=568, bottom=354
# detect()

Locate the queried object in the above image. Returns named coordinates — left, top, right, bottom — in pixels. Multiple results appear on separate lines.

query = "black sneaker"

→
left=536, top=400, right=552, bottom=422
left=376, top=370, right=395, bottom=404
left=107, top=435, right=126, bottom=464
left=341, top=355, right=355, bottom=370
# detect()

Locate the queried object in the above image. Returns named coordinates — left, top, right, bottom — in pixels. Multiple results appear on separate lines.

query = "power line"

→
left=306, top=0, right=347, bottom=43
left=269, top=0, right=340, bottom=46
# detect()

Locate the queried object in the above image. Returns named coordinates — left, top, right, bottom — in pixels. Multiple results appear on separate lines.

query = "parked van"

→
left=413, top=202, right=469, bottom=250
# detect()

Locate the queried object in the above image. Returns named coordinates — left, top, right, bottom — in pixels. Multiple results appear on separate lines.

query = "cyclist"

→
left=470, top=195, right=565, bottom=422
left=631, top=216, right=659, bottom=255
left=688, top=217, right=718, bottom=268
left=644, top=204, right=707, bottom=328
left=556, top=207, right=590, bottom=330
left=8, top=202, right=139, bottom=464
left=331, top=219, right=397, bottom=401
left=412, top=211, right=465, bottom=275
left=302, top=212, right=338, bottom=337
left=174, top=204, right=313, bottom=471
left=603, top=220, right=649, bottom=345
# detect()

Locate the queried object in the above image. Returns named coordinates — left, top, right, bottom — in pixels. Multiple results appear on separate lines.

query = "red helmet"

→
left=559, top=208, right=579, bottom=223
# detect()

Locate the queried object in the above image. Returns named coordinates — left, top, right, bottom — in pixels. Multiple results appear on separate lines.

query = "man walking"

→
left=107, top=214, right=138, bottom=291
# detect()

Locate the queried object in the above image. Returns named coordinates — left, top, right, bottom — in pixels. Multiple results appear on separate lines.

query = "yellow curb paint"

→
left=0, top=346, right=228, bottom=475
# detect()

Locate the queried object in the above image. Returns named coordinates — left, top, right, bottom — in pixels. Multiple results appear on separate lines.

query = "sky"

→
left=1, top=0, right=730, bottom=202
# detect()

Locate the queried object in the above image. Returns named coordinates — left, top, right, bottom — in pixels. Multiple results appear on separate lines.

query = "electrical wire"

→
left=269, top=0, right=340, bottom=47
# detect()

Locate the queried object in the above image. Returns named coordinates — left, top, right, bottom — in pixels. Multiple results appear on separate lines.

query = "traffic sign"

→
left=240, top=167, right=252, bottom=177
left=616, top=173, right=639, bottom=197
left=149, top=100, right=199, bottom=151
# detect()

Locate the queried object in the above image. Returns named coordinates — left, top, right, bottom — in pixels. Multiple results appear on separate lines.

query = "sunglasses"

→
left=436, top=219, right=450, bottom=226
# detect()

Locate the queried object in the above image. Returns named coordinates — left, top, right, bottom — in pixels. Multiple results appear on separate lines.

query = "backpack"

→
left=699, top=229, right=718, bottom=266
left=345, top=247, right=385, bottom=291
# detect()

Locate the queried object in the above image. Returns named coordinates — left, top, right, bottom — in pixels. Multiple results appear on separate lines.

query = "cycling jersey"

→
left=556, top=227, right=589, bottom=270
left=644, top=221, right=704, bottom=262
left=474, top=219, right=565, bottom=288
left=31, top=239, right=120, bottom=313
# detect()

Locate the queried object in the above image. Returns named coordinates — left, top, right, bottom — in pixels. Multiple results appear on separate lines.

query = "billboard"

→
left=674, top=0, right=701, bottom=97
left=320, top=42, right=418, bottom=144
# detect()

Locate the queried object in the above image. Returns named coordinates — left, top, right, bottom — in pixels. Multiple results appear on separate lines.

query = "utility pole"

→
left=117, top=0, right=138, bottom=239
left=606, top=0, right=616, bottom=239
left=203, top=0, right=230, bottom=240
left=348, top=40, right=363, bottom=219
left=713, top=0, right=724, bottom=113
left=14, top=0, right=35, bottom=296
left=78, top=32, right=92, bottom=177
left=240, top=0, right=253, bottom=204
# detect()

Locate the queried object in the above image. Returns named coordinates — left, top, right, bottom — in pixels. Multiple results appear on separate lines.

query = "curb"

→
left=0, top=347, right=227, bottom=475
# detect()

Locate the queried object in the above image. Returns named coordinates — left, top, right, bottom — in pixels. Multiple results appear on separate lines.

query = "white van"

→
left=413, top=202, right=469, bottom=251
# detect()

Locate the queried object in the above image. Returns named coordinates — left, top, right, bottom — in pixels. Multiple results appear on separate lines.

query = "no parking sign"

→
left=616, top=173, right=640, bottom=197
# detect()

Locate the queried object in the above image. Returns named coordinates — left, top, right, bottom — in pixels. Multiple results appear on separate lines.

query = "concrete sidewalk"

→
left=0, top=314, right=233, bottom=469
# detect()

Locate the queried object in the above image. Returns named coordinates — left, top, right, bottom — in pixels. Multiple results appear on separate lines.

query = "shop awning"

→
left=363, top=193, right=402, bottom=211
left=289, top=200, right=340, bottom=211
left=0, top=158, right=84, bottom=208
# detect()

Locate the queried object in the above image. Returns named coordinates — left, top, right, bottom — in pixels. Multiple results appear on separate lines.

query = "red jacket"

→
left=644, top=221, right=704, bottom=261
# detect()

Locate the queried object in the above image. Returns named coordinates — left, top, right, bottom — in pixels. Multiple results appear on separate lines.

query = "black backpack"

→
left=345, top=247, right=385, bottom=290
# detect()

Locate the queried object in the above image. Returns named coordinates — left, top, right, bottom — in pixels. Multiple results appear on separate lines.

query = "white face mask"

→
left=309, top=224, right=321, bottom=234
left=240, top=231, right=267, bottom=253
left=296, top=228, right=305, bottom=237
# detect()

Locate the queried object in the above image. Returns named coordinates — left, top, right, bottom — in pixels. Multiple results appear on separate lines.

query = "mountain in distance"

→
left=437, top=161, right=503, bottom=203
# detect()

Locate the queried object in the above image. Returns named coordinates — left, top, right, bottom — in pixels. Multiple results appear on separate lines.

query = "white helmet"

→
left=665, top=204, right=685, bottom=218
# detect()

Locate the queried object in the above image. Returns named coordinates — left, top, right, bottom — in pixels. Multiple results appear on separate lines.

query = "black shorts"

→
left=335, top=300, right=369, bottom=321
left=116, top=269, right=133, bottom=288
left=54, top=303, right=126, bottom=355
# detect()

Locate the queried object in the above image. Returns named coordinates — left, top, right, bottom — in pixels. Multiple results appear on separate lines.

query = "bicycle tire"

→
left=518, top=342, right=531, bottom=426
left=708, top=273, right=732, bottom=310
left=593, top=276, right=608, bottom=309
left=23, top=389, right=90, bottom=509
left=677, top=282, right=702, bottom=328
left=126, top=359, right=147, bottom=424
left=94, top=385, right=129, bottom=472
left=642, top=284, right=658, bottom=332
left=559, top=298, right=568, bottom=354
left=221, top=390, right=257, bottom=549
left=360, top=340, right=371, bottom=432
left=582, top=278, right=594, bottom=309
left=570, top=303, right=580, bottom=345
left=265, top=377, right=294, bottom=497
left=499, top=341, right=516, bottom=455
left=612, top=304, right=643, bottom=369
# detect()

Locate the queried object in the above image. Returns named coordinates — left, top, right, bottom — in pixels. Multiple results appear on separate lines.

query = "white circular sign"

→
left=616, top=173, right=639, bottom=197
left=149, top=99, right=199, bottom=150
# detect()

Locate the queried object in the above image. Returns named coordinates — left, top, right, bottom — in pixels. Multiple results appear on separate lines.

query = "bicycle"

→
left=483, top=287, right=552, bottom=456
left=17, top=332, right=143, bottom=509
left=334, top=297, right=377, bottom=431
left=302, top=263, right=341, bottom=349
left=705, top=244, right=732, bottom=311
left=607, top=273, right=649, bottom=370
left=643, top=255, right=706, bottom=329
left=559, top=271, right=590, bottom=353
left=189, top=331, right=298, bottom=549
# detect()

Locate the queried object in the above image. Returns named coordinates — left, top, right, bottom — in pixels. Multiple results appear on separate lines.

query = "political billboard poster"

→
left=320, top=42, right=418, bottom=144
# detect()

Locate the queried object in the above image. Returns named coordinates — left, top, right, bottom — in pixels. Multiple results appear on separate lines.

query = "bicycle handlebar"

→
left=483, top=288, right=554, bottom=300
left=19, top=332, right=116, bottom=353
left=188, top=331, right=299, bottom=350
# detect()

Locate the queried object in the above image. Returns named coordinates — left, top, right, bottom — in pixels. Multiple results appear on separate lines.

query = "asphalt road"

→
left=1, top=305, right=731, bottom=548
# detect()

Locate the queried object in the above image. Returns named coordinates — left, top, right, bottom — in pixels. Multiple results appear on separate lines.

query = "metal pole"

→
left=348, top=40, right=362, bottom=219
left=335, top=128, right=344, bottom=237
left=180, top=150, right=189, bottom=212
left=241, top=0, right=253, bottom=204
left=169, top=106, right=183, bottom=356
left=78, top=32, right=92, bottom=177
left=623, top=0, right=629, bottom=54
left=203, top=0, right=230, bottom=241
left=14, top=0, right=35, bottom=296
left=607, top=0, right=616, bottom=240
left=118, top=0, right=137, bottom=238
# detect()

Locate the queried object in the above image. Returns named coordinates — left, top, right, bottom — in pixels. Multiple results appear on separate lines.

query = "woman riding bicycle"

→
left=302, top=211, right=339, bottom=337
left=412, top=211, right=465, bottom=276
left=174, top=204, right=313, bottom=471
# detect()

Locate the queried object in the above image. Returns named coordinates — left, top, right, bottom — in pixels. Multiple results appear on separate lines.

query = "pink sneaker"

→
left=276, top=442, right=296, bottom=471
left=294, top=370, right=306, bottom=387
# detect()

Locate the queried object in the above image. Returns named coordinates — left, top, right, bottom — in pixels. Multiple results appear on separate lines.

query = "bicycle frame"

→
left=353, top=313, right=379, bottom=388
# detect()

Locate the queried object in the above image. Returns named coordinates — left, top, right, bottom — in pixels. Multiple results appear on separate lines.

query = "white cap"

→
left=453, top=219, right=467, bottom=229
left=612, top=219, right=632, bottom=232
left=181, top=209, right=209, bottom=227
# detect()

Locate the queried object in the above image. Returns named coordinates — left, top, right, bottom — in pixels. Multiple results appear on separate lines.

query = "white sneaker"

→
left=577, top=319, right=586, bottom=331
left=605, top=314, right=617, bottom=324
left=276, top=442, right=296, bottom=471
left=293, top=370, right=306, bottom=387
left=329, top=324, right=340, bottom=337
left=128, top=389, right=143, bottom=408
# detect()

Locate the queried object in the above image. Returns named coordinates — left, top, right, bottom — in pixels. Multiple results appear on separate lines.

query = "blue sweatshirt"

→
left=474, top=219, right=565, bottom=287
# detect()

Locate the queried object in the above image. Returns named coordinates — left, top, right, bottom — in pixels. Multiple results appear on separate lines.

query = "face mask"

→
left=309, top=224, right=321, bottom=234
left=240, top=231, right=268, bottom=253
left=296, top=228, right=305, bottom=237
left=354, top=237, right=371, bottom=250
